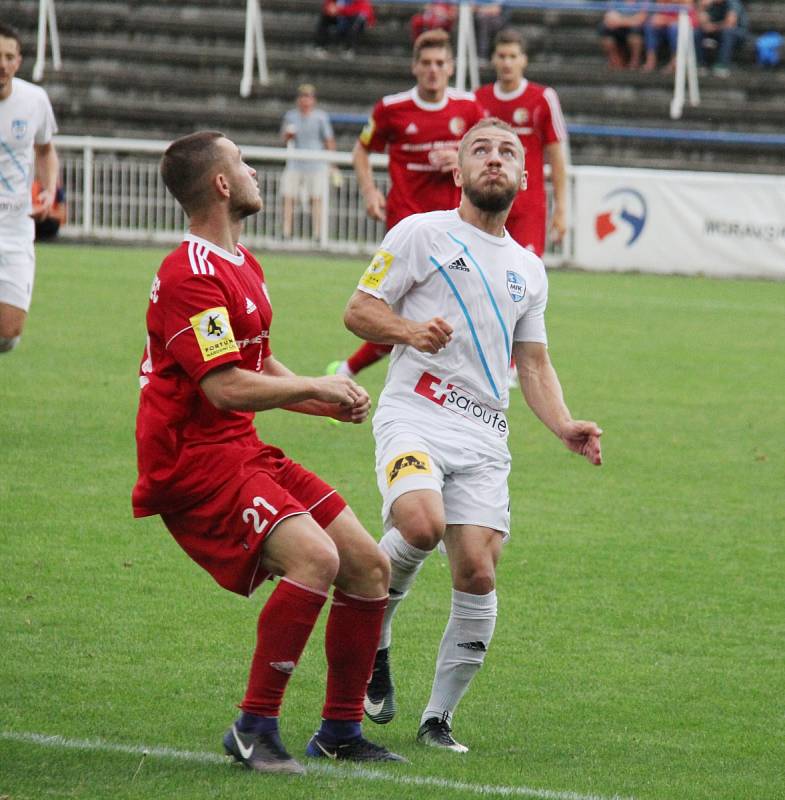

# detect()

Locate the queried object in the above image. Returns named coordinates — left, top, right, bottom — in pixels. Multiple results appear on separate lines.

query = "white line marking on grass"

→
left=0, top=730, right=635, bottom=800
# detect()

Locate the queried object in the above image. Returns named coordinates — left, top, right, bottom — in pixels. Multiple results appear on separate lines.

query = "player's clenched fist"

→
left=405, top=317, right=453, bottom=354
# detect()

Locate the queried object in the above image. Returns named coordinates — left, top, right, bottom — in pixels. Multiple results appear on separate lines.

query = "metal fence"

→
left=54, top=135, right=568, bottom=264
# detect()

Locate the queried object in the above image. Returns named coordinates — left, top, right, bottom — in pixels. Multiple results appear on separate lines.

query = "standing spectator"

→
left=475, top=29, right=568, bottom=259
left=598, top=0, right=648, bottom=69
left=326, top=29, right=484, bottom=380
left=643, top=0, right=697, bottom=73
left=314, top=0, right=375, bottom=59
left=343, top=118, right=603, bottom=750
left=696, top=0, right=748, bottom=77
left=133, top=131, right=406, bottom=773
left=280, top=84, right=335, bottom=240
left=474, top=2, right=510, bottom=63
left=410, top=3, right=457, bottom=43
left=0, top=22, right=58, bottom=354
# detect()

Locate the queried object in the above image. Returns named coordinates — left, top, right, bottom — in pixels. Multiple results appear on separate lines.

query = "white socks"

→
left=421, top=588, right=497, bottom=726
left=377, top=527, right=431, bottom=650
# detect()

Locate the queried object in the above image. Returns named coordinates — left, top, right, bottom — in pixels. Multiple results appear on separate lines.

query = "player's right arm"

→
left=200, top=362, right=364, bottom=413
left=352, top=140, right=385, bottom=221
left=344, top=289, right=452, bottom=354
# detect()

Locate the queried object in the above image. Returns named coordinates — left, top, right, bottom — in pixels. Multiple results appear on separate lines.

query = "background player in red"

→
left=132, top=131, right=405, bottom=774
left=475, top=28, right=568, bottom=257
left=328, top=29, right=484, bottom=379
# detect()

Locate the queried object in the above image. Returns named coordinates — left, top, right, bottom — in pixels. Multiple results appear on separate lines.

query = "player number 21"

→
left=242, top=496, right=279, bottom=535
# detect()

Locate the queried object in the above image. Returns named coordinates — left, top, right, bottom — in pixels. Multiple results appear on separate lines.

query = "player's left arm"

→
left=263, top=354, right=371, bottom=423
left=544, top=140, right=567, bottom=244
left=513, top=339, right=602, bottom=465
left=33, top=142, right=59, bottom=219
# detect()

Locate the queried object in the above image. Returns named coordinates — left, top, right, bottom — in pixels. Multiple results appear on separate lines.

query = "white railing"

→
left=53, top=135, right=569, bottom=264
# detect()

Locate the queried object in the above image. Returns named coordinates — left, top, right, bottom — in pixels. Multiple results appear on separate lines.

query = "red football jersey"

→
left=359, top=87, right=485, bottom=229
left=475, top=80, right=566, bottom=253
left=132, top=234, right=273, bottom=517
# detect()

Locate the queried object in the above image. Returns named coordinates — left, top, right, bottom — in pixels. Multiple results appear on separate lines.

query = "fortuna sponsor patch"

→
left=386, top=451, right=432, bottom=486
left=190, top=306, right=240, bottom=361
left=360, top=249, right=394, bottom=291
left=359, top=117, right=376, bottom=147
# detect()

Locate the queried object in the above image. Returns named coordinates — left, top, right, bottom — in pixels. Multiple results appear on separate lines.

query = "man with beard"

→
left=133, top=131, right=405, bottom=774
left=343, top=118, right=602, bottom=752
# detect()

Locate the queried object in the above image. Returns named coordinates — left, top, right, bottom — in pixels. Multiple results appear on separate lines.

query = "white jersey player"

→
left=344, top=118, right=603, bottom=753
left=0, top=23, right=59, bottom=353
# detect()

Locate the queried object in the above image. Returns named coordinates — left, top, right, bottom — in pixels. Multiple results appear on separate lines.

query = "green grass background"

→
left=1, top=244, right=783, bottom=800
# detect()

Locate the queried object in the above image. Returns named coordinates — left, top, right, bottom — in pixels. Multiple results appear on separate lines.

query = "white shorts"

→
left=281, top=168, right=326, bottom=199
left=374, top=417, right=512, bottom=537
left=0, top=240, right=35, bottom=312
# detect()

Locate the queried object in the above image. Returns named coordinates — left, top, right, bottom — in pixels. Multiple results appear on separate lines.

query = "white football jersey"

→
left=0, top=78, right=58, bottom=242
left=358, top=209, right=548, bottom=445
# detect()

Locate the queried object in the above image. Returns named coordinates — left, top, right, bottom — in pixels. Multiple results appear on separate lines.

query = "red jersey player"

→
left=132, top=131, right=405, bottom=773
left=475, top=28, right=568, bottom=257
left=328, top=29, right=485, bottom=379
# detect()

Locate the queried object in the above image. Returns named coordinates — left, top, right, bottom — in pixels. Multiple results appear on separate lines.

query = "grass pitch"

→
left=1, top=243, right=783, bottom=800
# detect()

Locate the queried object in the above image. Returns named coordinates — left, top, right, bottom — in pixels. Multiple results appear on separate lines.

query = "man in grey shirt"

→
left=280, top=84, right=336, bottom=239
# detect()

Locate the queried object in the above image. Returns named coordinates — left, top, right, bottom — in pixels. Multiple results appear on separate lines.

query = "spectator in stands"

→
left=314, top=0, right=375, bottom=59
left=695, top=0, right=748, bottom=77
left=642, top=0, right=697, bottom=73
left=0, top=22, right=59, bottom=355
left=474, top=2, right=510, bottom=63
left=598, top=0, right=648, bottom=69
left=279, top=84, right=336, bottom=240
left=410, top=3, right=457, bottom=43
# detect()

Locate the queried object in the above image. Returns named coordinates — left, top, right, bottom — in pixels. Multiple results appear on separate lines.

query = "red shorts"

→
left=162, top=446, right=346, bottom=597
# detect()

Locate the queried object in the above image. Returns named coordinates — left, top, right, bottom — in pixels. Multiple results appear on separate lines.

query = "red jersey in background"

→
left=475, top=79, right=566, bottom=255
left=359, top=87, right=485, bottom=229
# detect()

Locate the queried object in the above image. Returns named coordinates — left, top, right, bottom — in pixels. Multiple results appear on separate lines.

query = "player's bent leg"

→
left=325, top=505, right=390, bottom=598
left=227, top=516, right=340, bottom=775
left=260, top=513, right=340, bottom=591
left=417, top=525, right=502, bottom=752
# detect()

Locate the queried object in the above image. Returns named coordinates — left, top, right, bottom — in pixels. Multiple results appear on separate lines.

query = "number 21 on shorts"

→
left=242, top=496, right=279, bottom=535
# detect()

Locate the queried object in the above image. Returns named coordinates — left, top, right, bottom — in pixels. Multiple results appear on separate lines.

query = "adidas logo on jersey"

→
left=245, top=297, right=257, bottom=314
left=446, top=257, right=469, bottom=272
left=405, top=122, right=418, bottom=135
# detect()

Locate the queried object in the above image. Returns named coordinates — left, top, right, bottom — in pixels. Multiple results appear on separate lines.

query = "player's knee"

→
left=396, top=510, right=444, bottom=551
left=286, top=535, right=340, bottom=588
left=0, top=335, right=20, bottom=353
left=453, top=566, right=496, bottom=595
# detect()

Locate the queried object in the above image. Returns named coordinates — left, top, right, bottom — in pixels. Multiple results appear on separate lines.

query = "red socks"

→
left=346, top=342, right=393, bottom=375
left=241, top=578, right=327, bottom=717
left=322, top=589, right=388, bottom=721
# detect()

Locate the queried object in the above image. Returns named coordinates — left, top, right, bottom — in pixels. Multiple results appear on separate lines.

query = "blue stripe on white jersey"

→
left=429, top=255, right=500, bottom=401
left=446, top=231, right=511, bottom=363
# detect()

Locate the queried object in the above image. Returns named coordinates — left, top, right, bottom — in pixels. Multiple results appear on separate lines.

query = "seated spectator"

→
left=695, top=0, right=747, bottom=77
left=643, top=0, right=697, bottom=73
left=410, top=3, right=457, bottom=44
left=474, top=2, right=510, bottom=63
left=314, top=0, right=375, bottom=59
left=598, top=0, right=647, bottom=69
left=32, top=180, right=66, bottom=241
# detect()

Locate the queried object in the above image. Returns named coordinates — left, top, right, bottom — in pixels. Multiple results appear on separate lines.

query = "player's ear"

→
left=453, top=165, right=463, bottom=188
left=214, top=172, right=231, bottom=199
